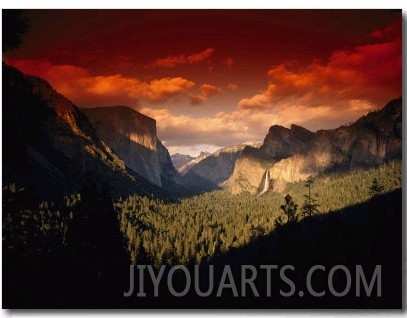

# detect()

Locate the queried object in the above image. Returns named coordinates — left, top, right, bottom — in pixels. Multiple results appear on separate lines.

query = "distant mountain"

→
left=227, top=98, right=402, bottom=194
left=171, top=153, right=195, bottom=171
left=2, top=64, right=168, bottom=199
left=173, top=151, right=211, bottom=176
left=82, top=106, right=181, bottom=187
left=182, top=142, right=261, bottom=192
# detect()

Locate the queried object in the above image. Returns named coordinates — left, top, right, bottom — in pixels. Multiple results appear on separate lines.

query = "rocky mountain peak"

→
left=171, top=153, right=194, bottom=170
left=260, top=123, right=315, bottom=160
left=174, top=151, right=211, bottom=176
left=198, top=151, right=211, bottom=158
left=290, top=124, right=315, bottom=141
left=267, top=124, right=290, bottom=136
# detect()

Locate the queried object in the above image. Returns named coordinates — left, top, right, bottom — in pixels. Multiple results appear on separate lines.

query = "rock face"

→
left=157, top=140, right=181, bottom=184
left=260, top=124, right=315, bottom=160
left=171, top=153, right=195, bottom=171
left=183, top=142, right=261, bottom=191
left=82, top=106, right=180, bottom=187
left=3, top=64, right=166, bottom=199
left=176, top=151, right=211, bottom=176
left=228, top=98, right=402, bottom=194
left=226, top=146, right=276, bottom=194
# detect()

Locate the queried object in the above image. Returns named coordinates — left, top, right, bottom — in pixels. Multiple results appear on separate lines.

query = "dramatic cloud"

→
left=5, top=10, right=401, bottom=155
left=8, top=59, right=196, bottom=106
left=139, top=105, right=306, bottom=153
left=147, top=21, right=400, bottom=155
left=238, top=21, right=401, bottom=116
left=139, top=77, right=196, bottom=103
left=189, top=83, right=222, bottom=105
left=150, top=48, right=215, bottom=68
left=141, top=96, right=380, bottom=155
left=139, top=106, right=262, bottom=150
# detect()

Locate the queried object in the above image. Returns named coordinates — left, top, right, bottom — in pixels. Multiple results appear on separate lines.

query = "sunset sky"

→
left=5, top=9, right=402, bottom=156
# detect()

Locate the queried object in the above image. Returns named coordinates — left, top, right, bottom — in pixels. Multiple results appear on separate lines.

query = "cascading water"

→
left=258, top=169, right=270, bottom=196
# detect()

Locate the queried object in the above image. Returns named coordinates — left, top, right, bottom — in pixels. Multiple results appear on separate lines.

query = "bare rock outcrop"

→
left=227, top=98, right=402, bottom=194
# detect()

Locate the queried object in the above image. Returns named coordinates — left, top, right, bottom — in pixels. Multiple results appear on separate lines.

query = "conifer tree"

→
left=276, top=194, right=298, bottom=226
left=369, top=178, right=384, bottom=197
left=301, top=177, right=320, bottom=217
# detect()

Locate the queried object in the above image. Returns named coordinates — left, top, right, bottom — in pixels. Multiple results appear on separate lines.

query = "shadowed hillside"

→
left=2, top=64, right=171, bottom=200
left=3, top=186, right=401, bottom=308
left=118, top=188, right=401, bottom=309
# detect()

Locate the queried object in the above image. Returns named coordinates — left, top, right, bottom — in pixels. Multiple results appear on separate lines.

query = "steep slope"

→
left=82, top=106, right=181, bottom=187
left=228, top=98, right=402, bottom=194
left=2, top=64, right=167, bottom=199
left=183, top=142, right=261, bottom=191
left=177, top=151, right=211, bottom=175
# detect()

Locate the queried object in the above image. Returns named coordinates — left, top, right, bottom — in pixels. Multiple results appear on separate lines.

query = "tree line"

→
left=3, top=160, right=401, bottom=271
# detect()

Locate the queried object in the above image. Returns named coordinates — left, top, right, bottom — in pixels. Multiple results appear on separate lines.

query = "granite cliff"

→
left=82, top=106, right=180, bottom=187
left=227, top=98, right=402, bottom=194
left=3, top=65, right=168, bottom=199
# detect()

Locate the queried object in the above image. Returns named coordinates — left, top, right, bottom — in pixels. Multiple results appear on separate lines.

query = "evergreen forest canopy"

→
left=3, top=160, right=401, bottom=270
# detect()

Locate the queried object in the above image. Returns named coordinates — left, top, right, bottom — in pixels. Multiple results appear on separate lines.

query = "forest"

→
left=116, top=160, right=402, bottom=268
left=3, top=160, right=402, bottom=308
left=3, top=160, right=401, bottom=268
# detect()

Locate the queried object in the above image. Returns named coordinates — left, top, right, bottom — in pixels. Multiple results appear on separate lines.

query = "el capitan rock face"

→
left=3, top=64, right=167, bottom=199
left=228, top=98, right=402, bottom=194
left=82, top=106, right=180, bottom=187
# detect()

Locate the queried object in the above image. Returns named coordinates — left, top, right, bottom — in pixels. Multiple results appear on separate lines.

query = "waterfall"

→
left=258, top=169, right=270, bottom=196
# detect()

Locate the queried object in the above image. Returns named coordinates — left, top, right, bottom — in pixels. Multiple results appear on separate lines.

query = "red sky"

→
left=5, top=9, right=402, bottom=156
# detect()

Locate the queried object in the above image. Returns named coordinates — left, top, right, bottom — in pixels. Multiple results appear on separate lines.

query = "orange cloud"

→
left=139, top=106, right=263, bottom=148
left=150, top=48, right=215, bottom=68
left=227, top=83, right=238, bottom=90
left=140, top=77, right=196, bottom=102
left=201, top=83, right=222, bottom=96
left=77, top=75, right=196, bottom=103
left=238, top=21, right=401, bottom=112
left=8, top=59, right=196, bottom=106
left=140, top=103, right=361, bottom=152
left=189, top=83, right=222, bottom=105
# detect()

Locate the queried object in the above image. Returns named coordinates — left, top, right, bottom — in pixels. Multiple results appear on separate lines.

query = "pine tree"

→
left=276, top=194, right=298, bottom=225
left=301, top=177, right=320, bottom=217
left=369, top=178, right=384, bottom=197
